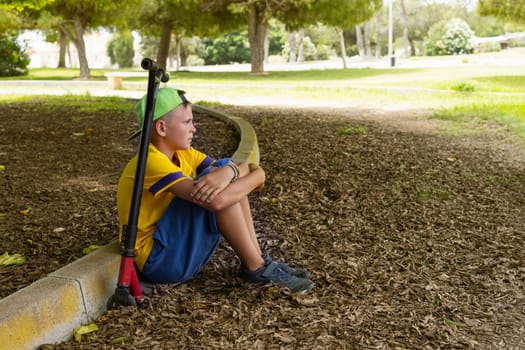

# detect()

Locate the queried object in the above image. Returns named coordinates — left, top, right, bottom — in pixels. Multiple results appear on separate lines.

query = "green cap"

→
left=129, top=87, right=187, bottom=140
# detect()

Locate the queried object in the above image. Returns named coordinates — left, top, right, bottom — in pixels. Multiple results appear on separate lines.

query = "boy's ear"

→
left=154, top=119, right=167, bottom=136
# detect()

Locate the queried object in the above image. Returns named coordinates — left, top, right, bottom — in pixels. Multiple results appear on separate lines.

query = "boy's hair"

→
left=129, top=88, right=189, bottom=140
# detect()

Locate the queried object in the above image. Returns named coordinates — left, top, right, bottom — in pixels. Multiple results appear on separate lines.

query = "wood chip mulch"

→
left=1, top=100, right=523, bottom=349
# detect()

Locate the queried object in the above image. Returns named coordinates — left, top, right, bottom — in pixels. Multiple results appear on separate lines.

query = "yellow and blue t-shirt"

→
left=117, top=144, right=214, bottom=269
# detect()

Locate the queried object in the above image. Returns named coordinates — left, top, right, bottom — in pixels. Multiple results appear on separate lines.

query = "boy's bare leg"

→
left=238, top=196, right=311, bottom=279
left=216, top=201, right=264, bottom=271
left=239, top=196, right=262, bottom=257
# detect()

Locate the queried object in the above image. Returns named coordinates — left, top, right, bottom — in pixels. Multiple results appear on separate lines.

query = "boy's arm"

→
left=167, top=162, right=265, bottom=211
left=192, top=161, right=238, bottom=202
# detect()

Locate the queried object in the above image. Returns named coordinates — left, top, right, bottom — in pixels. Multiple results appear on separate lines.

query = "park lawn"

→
left=431, top=98, right=525, bottom=140
left=12, top=65, right=525, bottom=92
left=1, top=68, right=107, bottom=80
left=3, top=64, right=525, bottom=141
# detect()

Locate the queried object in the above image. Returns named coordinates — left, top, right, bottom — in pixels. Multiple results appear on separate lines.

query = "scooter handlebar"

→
left=142, top=58, right=170, bottom=83
left=141, top=58, right=157, bottom=71
left=159, top=70, right=170, bottom=83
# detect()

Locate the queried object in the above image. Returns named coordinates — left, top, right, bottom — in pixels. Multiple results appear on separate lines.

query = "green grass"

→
left=2, top=94, right=134, bottom=114
left=2, top=60, right=525, bottom=142
left=431, top=98, right=525, bottom=139
left=2, top=68, right=107, bottom=80
left=8, top=66, right=525, bottom=92
left=338, top=124, right=368, bottom=135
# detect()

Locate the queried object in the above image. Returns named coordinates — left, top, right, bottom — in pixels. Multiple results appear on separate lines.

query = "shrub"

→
left=268, top=20, right=286, bottom=55
left=301, top=37, right=318, bottom=61
left=203, top=32, right=251, bottom=65
left=316, top=44, right=332, bottom=60
left=451, top=82, right=476, bottom=93
left=0, top=33, right=29, bottom=77
left=475, top=41, right=502, bottom=53
left=425, top=21, right=447, bottom=55
left=425, top=18, right=475, bottom=56
left=185, top=54, right=204, bottom=66
left=509, top=36, right=525, bottom=48
left=282, top=36, right=319, bottom=62
left=107, top=31, right=135, bottom=68
left=442, top=18, right=475, bottom=55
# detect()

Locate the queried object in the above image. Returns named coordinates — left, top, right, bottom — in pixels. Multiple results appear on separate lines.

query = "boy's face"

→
left=157, top=104, right=196, bottom=150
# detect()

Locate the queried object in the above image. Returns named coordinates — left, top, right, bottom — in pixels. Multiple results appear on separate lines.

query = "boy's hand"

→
left=191, top=166, right=233, bottom=203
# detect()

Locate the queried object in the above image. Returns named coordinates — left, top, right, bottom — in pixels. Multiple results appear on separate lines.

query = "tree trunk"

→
left=72, top=18, right=90, bottom=79
left=399, top=0, right=410, bottom=58
left=297, top=29, right=304, bottom=63
left=180, top=39, right=189, bottom=68
left=157, top=22, right=172, bottom=70
left=375, top=10, right=381, bottom=59
left=67, top=42, right=72, bottom=68
left=355, top=25, right=365, bottom=57
left=264, top=29, right=269, bottom=64
left=364, top=21, right=372, bottom=58
left=174, top=34, right=181, bottom=71
left=410, top=39, right=416, bottom=56
left=247, top=3, right=267, bottom=74
left=288, top=31, right=296, bottom=63
left=338, top=28, right=347, bottom=69
left=57, top=30, right=67, bottom=68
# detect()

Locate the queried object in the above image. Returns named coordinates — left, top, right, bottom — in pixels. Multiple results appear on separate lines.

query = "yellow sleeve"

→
left=145, top=144, right=188, bottom=198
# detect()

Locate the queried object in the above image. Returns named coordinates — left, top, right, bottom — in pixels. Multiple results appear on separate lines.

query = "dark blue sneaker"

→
left=262, top=252, right=311, bottom=279
left=240, top=260, right=314, bottom=294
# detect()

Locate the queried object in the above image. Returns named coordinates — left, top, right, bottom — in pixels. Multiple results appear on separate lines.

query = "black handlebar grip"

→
left=141, top=58, right=157, bottom=71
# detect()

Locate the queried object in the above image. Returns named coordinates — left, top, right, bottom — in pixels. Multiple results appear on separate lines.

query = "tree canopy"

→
left=478, top=0, right=525, bottom=22
left=201, top=0, right=380, bottom=73
left=290, top=0, right=381, bottom=29
left=134, top=0, right=241, bottom=70
left=7, top=0, right=139, bottom=78
left=0, top=0, right=54, bottom=10
left=0, top=7, right=21, bottom=33
left=198, top=0, right=322, bottom=73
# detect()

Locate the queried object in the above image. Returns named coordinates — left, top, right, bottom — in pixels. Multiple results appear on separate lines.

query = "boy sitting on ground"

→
left=117, top=88, right=313, bottom=293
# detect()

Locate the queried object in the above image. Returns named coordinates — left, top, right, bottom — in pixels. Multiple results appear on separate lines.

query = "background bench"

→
left=104, top=71, right=148, bottom=89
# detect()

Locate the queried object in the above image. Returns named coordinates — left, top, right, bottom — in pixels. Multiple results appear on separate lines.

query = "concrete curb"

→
left=0, top=104, right=259, bottom=350
left=192, top=104, right=259, bottom=164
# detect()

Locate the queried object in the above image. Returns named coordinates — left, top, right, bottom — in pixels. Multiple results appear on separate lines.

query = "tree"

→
left=201, top=0, right=320, bottom=73
left=6, top=1, right=70, bottom=69
left=403, top=0, right=468, bottom=55
left=134, top=0, right=240, bottom=70
left=0, top=6, right=22, bottom=33
left=355, top=24, right=365, bottom=58
left=267, top=19, right=286, bottom=56
left=42, top=29, right=69, bottom=68
left=8, top=0, right=136, bottom=78
left=107, top=31, right=134, bottom=68
left=201, top=0, right=381, bottom=72
left=308, top=0, right=382, bottom=68
left=287, top=29, right=306, bottom=63
left=478, top=0, right=525, bottom=22
left=374, top=9, right=381, bottom=58
left=0, top=0, right=53, bottom=10
left=399, top=0, right=410, bottom=58
left=44, top=0, right=137, bottom=78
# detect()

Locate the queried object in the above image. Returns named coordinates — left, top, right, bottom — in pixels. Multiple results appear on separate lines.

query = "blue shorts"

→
left=141, top=197, right=221, bottom=284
